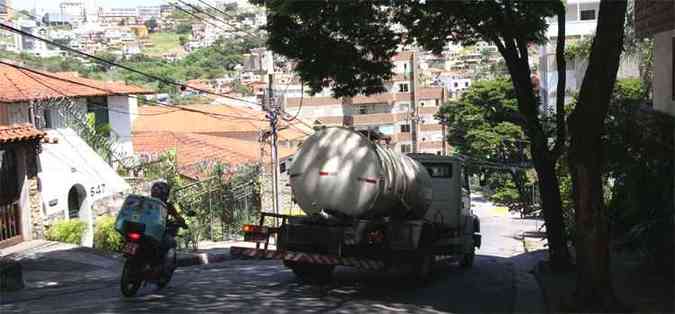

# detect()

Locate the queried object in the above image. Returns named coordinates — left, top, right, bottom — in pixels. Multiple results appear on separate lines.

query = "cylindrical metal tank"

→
left=288, top=127, right=433, bottom=219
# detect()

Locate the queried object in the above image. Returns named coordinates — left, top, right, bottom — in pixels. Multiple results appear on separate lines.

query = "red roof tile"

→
left=133, top=104, right=311, bottom=142
left=0, top=63, right=152, bottom=103
left=286, top=96, right=342, bottom=107
left=352, top=93, right=395, bottom=104
left=395, top=87, right=446, bottom=101
left=0, top=123, right=46, bottom=144
left=134, top=131, right=297, bottom=180
left=392, top=51, right=415, bottom=61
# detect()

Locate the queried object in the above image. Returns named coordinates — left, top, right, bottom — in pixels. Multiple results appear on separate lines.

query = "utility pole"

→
left=410, top=51, right=418, bottom=153
left=267, top=73, right=280, bottom=227
left=440, top=118, right=447, bottom=156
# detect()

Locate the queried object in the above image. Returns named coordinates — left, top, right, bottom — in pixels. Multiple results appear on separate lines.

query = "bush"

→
left=94, top=215, right=123, bottom=252
left=45, top=219, right=86, bottom=245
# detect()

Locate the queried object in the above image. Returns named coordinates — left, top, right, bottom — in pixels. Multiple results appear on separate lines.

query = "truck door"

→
left=423, top=163, right=458, bottom=228
left=461, top=165, right=471, bottom=216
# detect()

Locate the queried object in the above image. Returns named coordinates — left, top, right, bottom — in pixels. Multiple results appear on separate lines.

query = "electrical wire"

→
left=283, top=79, right=304, bottom=122
left=170, top=2, right=237, bottom=35
left=0, top=3, right=39, bottom=21
left=0, top=60, right=267, bottom=121
left=0, top=22, right=258, bottom=105
left=175, top=0, right=260, bottom=39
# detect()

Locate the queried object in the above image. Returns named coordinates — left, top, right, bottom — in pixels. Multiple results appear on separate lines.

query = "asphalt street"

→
left=1, top=194, right=547, bottom=313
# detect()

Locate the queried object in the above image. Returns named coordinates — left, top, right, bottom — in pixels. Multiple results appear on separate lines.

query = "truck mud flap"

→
left=230, top=246, right=385, bottom=271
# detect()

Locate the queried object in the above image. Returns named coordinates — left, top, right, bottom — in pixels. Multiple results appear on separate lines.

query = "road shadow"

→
left=66, top=251, right=547, bottom=314
left=2, top=244, right=122, bottom=296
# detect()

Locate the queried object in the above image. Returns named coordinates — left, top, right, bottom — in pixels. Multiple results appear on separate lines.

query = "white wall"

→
left=107, top=95, right=136, bottom=158
left=653, top=30, right=674, bottom=116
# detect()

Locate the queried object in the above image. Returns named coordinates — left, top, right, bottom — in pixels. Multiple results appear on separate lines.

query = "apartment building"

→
left=636, top=0, right=674, bottom=116
left=284, top=51, right=448, bottom=155
left=538, top=0, right=639, bottom=114
left=0, top=0, right=12, bottom=22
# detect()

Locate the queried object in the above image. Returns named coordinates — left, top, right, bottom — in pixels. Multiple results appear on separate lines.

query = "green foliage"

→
left=176, top=23, right=192, bottom=34
left=45, top=219, right=87, bottom=245
left=438, top=78, right=524, bottom=158
left=564, top=37, right=593, bottom=60
left=0, top=50, right=93, bottom=77
left=94, top=215, right=123, bottom=252
left=490, top=181, right=520, bottom=205
left=178, top=35, right=188, bottom=47
left=144, top=18, right=159, bottom=33
left=603, top=79, right=674, bottom=264
left=258, top=0, right=562, bottom=96
left=174, top=163, right=261, bottom=250
left=437, top=78, right=537, bottom=215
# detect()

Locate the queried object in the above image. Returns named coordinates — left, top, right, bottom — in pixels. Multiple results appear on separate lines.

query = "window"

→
left=359, top=105, right=368, bottom=115
left=580, top=9, right=595, bottom=21
left=425, top=163, right=452, bottom=178
left=465, top=82, right=469, bottom=87
left=454, top=82, right=458, bottom=87
left=0, top=149, right=19, bottom=205
left=400, top=144, right=412, bottom=153
left=398, top=83, right=409, bottom=93
left=400, top=124, right=411, bottom=133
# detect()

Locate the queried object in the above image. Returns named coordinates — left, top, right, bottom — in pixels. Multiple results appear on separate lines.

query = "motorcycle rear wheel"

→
left=157, top=249, right=177, bottom=289
left=121, top=260, right=142, bottom=297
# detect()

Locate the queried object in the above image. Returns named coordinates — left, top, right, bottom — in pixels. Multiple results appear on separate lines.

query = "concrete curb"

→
left=176, top=252, right=231, bottom=267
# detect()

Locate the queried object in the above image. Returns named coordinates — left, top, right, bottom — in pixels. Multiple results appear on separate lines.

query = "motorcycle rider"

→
left=150, top=181, right=186, bottom=277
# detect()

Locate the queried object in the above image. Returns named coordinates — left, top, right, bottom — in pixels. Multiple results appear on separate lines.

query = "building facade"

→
left=0, top=124, right=45, bottom=248
left=636, top=0, right=675, bottom=116
left=0, top=64, right=150, bottom=246
left=284, top=52, right=448, bottom=155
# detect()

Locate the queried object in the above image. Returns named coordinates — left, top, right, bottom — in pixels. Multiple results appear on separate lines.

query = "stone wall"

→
left=260, top=165, right=301, bottom=216
left=27, top=177, right=44, bottom=240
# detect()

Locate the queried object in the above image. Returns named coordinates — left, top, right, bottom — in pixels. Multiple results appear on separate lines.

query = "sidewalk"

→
left=0, top=239, right=258, bottom=296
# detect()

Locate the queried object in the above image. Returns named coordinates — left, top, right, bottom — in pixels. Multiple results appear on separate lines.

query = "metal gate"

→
left=0, top=202, right=22, bottom=248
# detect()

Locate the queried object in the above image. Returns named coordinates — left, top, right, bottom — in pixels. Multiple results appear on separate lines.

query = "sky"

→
left=14, top=0, right=241, bottom=11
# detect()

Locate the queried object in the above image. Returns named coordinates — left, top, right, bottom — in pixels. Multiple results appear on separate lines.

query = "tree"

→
left=566, top=0, right=628, bottom=310
left=176, top=22, right=193, bottom=34
left=605, top=79, right=674, bottom=269
left=257, top=0, right=571, bottom=270
left=144, top=18, right=159, bottom=33
left=437, top=78, right=535, bottom=214
left=179, top=35, right=189, bottom=47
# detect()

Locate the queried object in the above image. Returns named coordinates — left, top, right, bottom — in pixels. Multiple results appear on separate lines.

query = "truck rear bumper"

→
left=230, top=246, right=385, bottom=270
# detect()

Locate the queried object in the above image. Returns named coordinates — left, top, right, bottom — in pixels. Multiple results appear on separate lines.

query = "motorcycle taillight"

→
left=127, top=232, right=141, bottom=241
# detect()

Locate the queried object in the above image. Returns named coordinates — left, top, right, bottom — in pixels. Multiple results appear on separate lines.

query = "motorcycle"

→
left=119, top=218, right=186, bottom=297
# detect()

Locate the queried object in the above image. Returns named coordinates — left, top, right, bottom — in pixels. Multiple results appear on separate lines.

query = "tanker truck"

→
left=230, top=127, right=481, bottom=282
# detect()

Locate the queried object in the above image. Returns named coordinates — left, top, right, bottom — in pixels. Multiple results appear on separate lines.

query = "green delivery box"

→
left=115, top=194, right=168, bottom=242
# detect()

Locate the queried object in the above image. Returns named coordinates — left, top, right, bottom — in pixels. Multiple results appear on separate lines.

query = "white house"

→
left=0, top=63, right=151, bottom=246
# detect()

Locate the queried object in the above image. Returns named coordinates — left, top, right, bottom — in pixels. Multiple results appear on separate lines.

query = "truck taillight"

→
left=242, top=224, right=268, bottom=234
left=367, top=230, right=385, bottom=244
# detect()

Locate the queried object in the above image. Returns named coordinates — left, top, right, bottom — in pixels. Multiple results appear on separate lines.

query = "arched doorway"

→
left=67, top=185, right=86, bottom=219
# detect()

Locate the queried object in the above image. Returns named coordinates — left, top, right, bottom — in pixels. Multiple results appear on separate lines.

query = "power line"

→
left=175, top=0, right=259, bottom=39
left=0, top=22, right=258, bottom=105
left=170, top=2, right=236, bottom=36
left=0, top=3, right=39, bottom=21
left=0, top=60, right=267, bottom=122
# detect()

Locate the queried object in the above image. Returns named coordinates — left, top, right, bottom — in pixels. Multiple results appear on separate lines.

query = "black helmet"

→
left=150, top=181, right=170, bottom=202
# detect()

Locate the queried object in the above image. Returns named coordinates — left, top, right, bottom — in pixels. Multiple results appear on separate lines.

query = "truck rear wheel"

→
left=286, top=261, right=334, bottom=284
left=460, top=250, right=475, bottom=268
left=413, top=254, right=433, bottom=281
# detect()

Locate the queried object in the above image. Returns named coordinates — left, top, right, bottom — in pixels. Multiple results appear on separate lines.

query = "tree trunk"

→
left=567, top=0, right=627, bottom=311
left=529, top=126, right=570, bottom=270
left=512, top=66, right=571, bottom=270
